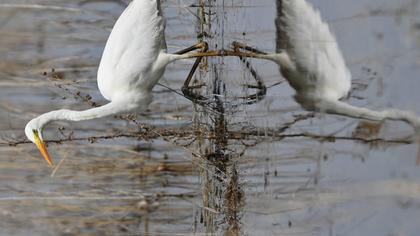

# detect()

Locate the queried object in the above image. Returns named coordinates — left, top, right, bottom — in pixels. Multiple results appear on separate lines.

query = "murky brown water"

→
left=1, top=0, right=420, bottom=235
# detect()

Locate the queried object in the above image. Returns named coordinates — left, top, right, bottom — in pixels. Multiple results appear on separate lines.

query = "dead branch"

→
left=1, top=126, right=412, bottom=147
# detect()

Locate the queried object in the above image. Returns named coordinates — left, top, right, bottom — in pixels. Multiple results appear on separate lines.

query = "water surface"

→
left=0, top=0, right=420, bottom=235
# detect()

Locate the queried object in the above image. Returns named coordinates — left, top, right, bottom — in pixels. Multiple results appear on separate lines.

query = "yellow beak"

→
left=34, top=135, right=54, bottom=167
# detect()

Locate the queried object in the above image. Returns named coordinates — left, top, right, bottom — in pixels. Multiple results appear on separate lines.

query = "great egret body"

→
left=232, top=0, right=420, bottom=129
left=24, top=0, right=209, bottom=166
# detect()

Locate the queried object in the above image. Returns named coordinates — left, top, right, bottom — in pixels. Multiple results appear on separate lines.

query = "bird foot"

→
left=181, top=86, right=208, bottom=103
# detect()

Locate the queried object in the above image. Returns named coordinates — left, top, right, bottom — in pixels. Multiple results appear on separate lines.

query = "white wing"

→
left=278, top=0, right=351, bottom=101
left=97, top=0, right=165, bottom=101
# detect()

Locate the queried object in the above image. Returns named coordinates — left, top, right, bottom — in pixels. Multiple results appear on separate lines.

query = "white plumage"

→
left=235, top=0, right=420, bottom=129
left=98, top=0, right=166, bottom=100
left=277, top=0, right=351, bottom=104
left=24, top=0, right=200, bottom=166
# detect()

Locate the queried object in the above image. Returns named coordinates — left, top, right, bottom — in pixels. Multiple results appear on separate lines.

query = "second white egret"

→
left=232, top=0, right=420, bottom=130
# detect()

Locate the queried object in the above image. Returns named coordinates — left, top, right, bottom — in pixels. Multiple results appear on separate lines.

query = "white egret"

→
left=231, top=0, right=420, bottom=130
left=24, top=0, right=214, bottom=167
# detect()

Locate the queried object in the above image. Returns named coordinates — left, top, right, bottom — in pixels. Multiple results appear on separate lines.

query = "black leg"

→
left=232, top=41, right=267, bottom=104
left=174, top=42, right=208, bottom=55
left=175, top=42, right=209, bottom=103
left=174, top=41, right=268, bottom=105
left=232, top=41, right=267, bottom=55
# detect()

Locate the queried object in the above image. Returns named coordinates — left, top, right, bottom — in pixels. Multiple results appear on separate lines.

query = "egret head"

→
left=25, top=119, right=53, bottom=167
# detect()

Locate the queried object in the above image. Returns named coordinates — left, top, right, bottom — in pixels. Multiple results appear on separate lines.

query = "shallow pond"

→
left=1, top=0, right=420, bottom=235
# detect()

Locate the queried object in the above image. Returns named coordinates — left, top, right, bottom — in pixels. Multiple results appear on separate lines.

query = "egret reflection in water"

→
left=0, top=0, right=419, bottom=235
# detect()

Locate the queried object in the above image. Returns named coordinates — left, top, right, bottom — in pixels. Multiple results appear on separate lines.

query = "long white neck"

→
left=320, top=100, right=420, bottom=131
left=33, top=101, right=138, bottom=131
